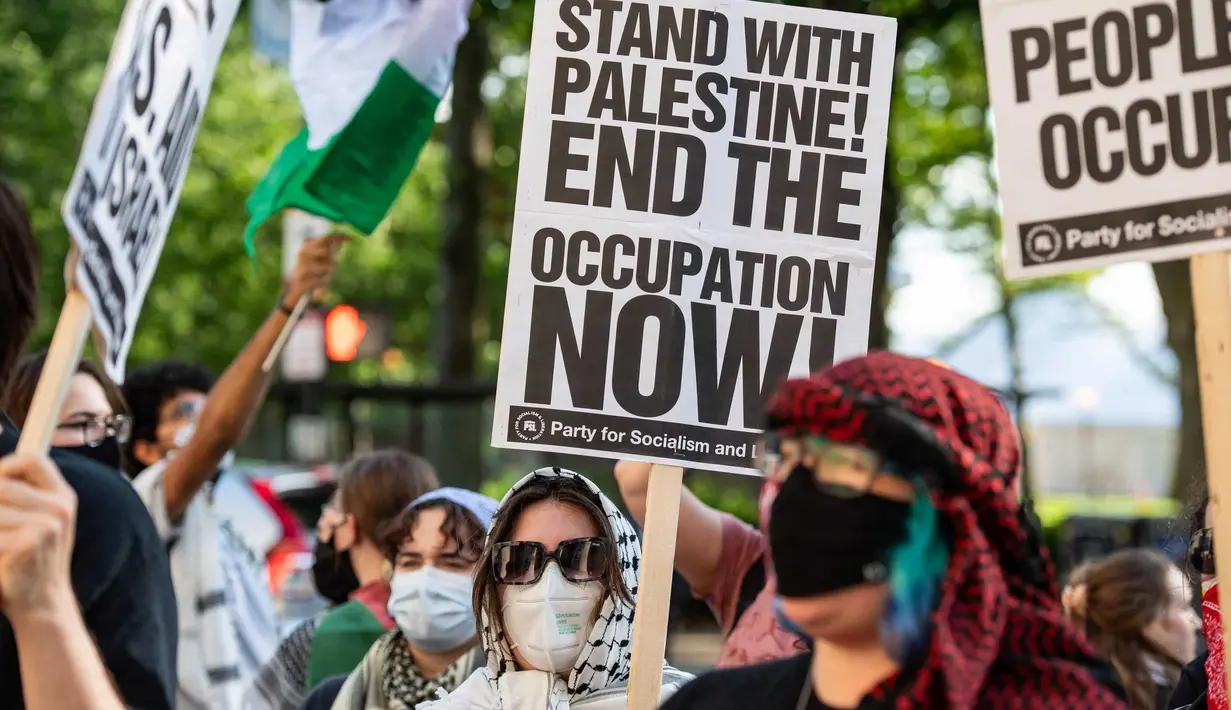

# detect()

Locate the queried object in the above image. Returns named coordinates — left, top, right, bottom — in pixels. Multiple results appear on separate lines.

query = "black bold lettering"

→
left=817, top=155, right=864, bottom=240
left=777, top=257, right=810, bottom=311
left=658, top=68, right=692, bottom=128
left=611, top=295, right=685, bottom=417
left=1092, top=12, right=1133, bottom=87
left=1168, top=91, right=1213, bottom=169
left=700, top=248, right=733, bottom=303
left=636, top=237, right=670, bottom=293
left=1082, top=106, right=1124, bottom=183
left=134, top=7, right=173, bottom=117
left=694, top=10, right=728, bottom=65
left=1040, top=114, right=1081, bottom=189
left=566, top=230, right=600, bottom=286
left=814, top=89, right=848, bottom=149
left=531, top=228, right=567, bottom=282
left=669, top=242, right=703, bottom=295
left=617, top=2, right=655, bottom=57
left=744, top=19, right=796, bottom=76
left=692, top=306, right=801, bottom=428
left=601, top=233, right=636, bottom=289
left=1214, top=87, right=1231, bottom=163
left=765, top=148, right=819, bottom=235
left=656, top=6, right=695, bottom=61
left=728, top=142, right=771, bottom=228
left=809, top=317, right=838, bottom=371
left=1010, top=27, right=1051, bottom=103
left=837, top=30, right=874, bottom=87
left=1133, top=4, right=1174, bottom=81
left=694, top=72, right=728, bottom=132
left=552, top=57, right=592, bottom=115
left=594, top=125, right=654, bottom=211
left=589, top=62, right=628, bottom=121
left=544, top=121, right=593, bottom=205
left=557, top=0, right=592, bottom=51
left=1126, top=99, right=1165, bottom=175
left=593, top=0, right=623, bottom=53
left=1055, top=19, right=1092, bottom=96
left=812, top=260, right=849, bottom=316
left=730, top=77, right=761, bottom=138
left=523, top=286, right=612, bottom=410
left=652, top=132, right=706, bottom=216
left=734, top=251, right=761, bottom=307
left=773, top=85, right=816, bottom=146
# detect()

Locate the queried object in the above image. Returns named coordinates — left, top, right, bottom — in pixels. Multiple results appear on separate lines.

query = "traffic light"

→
left=325, top=304, right=367, bottom=362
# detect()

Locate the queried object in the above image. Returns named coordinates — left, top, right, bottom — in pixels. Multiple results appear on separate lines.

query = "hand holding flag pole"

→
left=262, top=232, right=348, bottom=373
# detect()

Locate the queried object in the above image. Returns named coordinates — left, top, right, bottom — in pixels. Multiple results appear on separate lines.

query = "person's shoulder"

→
left=660, top=654, right=809, bottom=710
left=52, top=451, right=158, bottom=537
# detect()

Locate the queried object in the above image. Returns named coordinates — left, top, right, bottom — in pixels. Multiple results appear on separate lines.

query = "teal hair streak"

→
left=880, top=479, right=949, bottom=665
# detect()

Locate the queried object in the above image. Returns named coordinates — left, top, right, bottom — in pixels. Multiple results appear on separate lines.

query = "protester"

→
left=421, top=467, right=692, bottom=709
left=1168, top=488, right=1217, bottom=710
left=1062, top=549, right=1200, bottom=709
left=123, top=233, right=346, bottom=710
left=244, top=450, right=440, bottom=710
left=661, top=352, right=1129, bottom=710
left=325, top=487, right=499, bottom=710
left=0, top=176, right=177, bottom=709
left=614, top=459, right=803, bottom=667
left=2, top=351, right=131, bottom=471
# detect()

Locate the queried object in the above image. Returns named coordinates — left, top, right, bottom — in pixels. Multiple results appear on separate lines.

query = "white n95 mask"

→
left=388, top=567, right=478, bottom=652
left=501, top=562, right=605, bottom=674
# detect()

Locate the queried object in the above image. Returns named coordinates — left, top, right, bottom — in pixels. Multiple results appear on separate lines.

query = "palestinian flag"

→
left=245, top=0, right=472, bottom=251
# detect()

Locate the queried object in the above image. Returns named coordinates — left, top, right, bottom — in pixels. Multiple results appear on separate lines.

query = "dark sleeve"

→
left=58, top=453, right=179, bottom=710
left=299, top=675, right=348, bottom=710
left=1169, top=651, right=1209, bottom=710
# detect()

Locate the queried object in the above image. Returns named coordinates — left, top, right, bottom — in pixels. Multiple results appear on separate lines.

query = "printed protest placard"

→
left=984, top=0, right=1231, bottom=278
left=492, top=0, right=897, bottom=474
left=62, top=0, right=241, bottom=381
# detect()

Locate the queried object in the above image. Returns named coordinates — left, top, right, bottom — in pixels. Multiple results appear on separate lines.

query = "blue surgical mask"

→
left=388, top=567, right=477, bottom=652
left=773, top=595, right=812, bottom=648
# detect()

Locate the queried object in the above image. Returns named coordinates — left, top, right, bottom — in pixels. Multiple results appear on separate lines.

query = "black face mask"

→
left=312, top=537, right=360, bottom=605
left=62, top=436, right=124, bottom=473
left=770, top=464, right=912, bottom=598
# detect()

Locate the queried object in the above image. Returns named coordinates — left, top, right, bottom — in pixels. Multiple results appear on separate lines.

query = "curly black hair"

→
left=0, top=178, right=39, bottom=392
left=121, top=360, right=215, bottom=476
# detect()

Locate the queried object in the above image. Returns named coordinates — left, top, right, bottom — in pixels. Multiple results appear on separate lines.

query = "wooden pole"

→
left=16, top=291, right=93, bottom=454
left=261, top=293, right=310, bottom=373
left=1190, top=251, right=1231, bottom=703
left=625, top=464, right=684, bottom=710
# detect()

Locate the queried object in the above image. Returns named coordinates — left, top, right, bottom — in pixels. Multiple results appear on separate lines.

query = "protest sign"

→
left=492, top=0, right=897, bottom=474
left=62, top=0, right=241, bottom=382
left=983, top=0, right=1231, bottom=278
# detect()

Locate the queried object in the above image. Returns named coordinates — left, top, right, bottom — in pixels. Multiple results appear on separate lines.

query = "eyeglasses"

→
left=165, top=399, right=202, bottom=424
left=754, top=433, right=885, bottom=498
left=56, top=414, right=132, bottom=447
left=492, top=537, right=609, bottom=585
left=1190, top=528, right=1215, bottom=576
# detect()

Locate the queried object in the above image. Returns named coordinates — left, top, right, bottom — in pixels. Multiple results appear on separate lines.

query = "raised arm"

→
left=160, top=234, right=346, bottom=521
left=613, top=459, right=726, bottom=595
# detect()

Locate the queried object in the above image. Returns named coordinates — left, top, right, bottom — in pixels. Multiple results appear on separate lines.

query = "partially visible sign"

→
left=62, top=0, right=242, bottom=382
left=983, top=0, right=1231, bottom=278
left=281, top=310, right=327, bottom=382
left=287, top=414, right=331, bottom=463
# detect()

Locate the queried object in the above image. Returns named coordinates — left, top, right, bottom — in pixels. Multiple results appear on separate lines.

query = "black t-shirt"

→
left=661, top=653, right=842, bottom=710
left=0, top=424, right=178, bottom=710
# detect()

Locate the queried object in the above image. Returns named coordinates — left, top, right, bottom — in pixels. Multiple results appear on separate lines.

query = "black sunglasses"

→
left=492, top=537, right=608, bottom=585
left=1190, top=528, right=1215, bottom=576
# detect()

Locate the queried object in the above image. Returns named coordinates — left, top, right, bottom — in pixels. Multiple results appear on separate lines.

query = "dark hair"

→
left=121, top=360, right=215, bottom=475
left=472, top=475, right=632, bottom=631
left=380, top=499, right=485, bottom=563
left=1065, top=549, right=1185, bottom=710
left=2, top=351, right=130, bottom=428
left=0, top=178, right=39, bottom=392
left=336, top=450, right=439, bottom=545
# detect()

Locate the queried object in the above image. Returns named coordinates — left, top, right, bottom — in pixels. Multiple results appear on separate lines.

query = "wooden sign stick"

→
left=1190, top=250, right=1231, bottom=702
left=626, top=464, right=684, bottom=710
left=16, top=290, right=94, bottom=454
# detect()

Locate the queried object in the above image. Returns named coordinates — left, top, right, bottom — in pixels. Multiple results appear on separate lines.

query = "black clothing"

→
left=0, top=423, right=178, bottom=709
left=660, top=650, right=1129, bottom=710
left=300, top=674, right=348, bottom=710
left=659, top=654, right=835, bottom=710
left=1169, top=651, right=1209, bottom=710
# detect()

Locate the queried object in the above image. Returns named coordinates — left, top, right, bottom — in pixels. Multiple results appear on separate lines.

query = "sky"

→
left=886, top=227, right=1179, bottom=427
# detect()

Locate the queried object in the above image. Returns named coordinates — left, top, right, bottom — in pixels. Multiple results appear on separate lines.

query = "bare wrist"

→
left=7, top=585, right=81, bottom=633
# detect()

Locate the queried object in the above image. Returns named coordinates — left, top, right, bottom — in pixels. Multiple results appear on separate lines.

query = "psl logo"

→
left=1024, top=225, right=1062, bottom=264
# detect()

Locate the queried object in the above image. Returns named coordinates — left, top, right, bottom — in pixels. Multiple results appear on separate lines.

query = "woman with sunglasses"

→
left=661, top=352, right=1128, bottom=710
left=421, top=467, right=693, bottom=709
left=1, top=351, right=131, bottom=472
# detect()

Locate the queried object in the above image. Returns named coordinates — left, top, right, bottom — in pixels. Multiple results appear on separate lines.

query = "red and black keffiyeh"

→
left=764, top=351, right=1127, bottom=709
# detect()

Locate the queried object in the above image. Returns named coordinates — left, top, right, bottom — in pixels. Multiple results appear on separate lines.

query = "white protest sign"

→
left=62, top=0, right=241, bottom=382
left=492, top=0, right=897, bottom=474
left=984, top=0, right=1231, bottom=279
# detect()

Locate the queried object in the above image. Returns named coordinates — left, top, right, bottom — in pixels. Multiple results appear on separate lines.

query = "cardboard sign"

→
left=984, top=0, right=1231, bottom=278
left=492, top=0, right=897, bottom=474
left=62, top=0, right=241, bottom=382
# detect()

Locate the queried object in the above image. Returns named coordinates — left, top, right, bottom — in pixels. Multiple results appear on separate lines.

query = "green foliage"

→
left=687, top=477, right=759, bottom=526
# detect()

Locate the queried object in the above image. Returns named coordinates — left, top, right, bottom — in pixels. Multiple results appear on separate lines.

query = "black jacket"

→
left=1168, top=651, right=1209, bottom=710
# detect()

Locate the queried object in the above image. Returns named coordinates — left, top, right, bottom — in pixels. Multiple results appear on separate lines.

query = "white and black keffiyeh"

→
left=479, top=467, right=641, bottom=709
